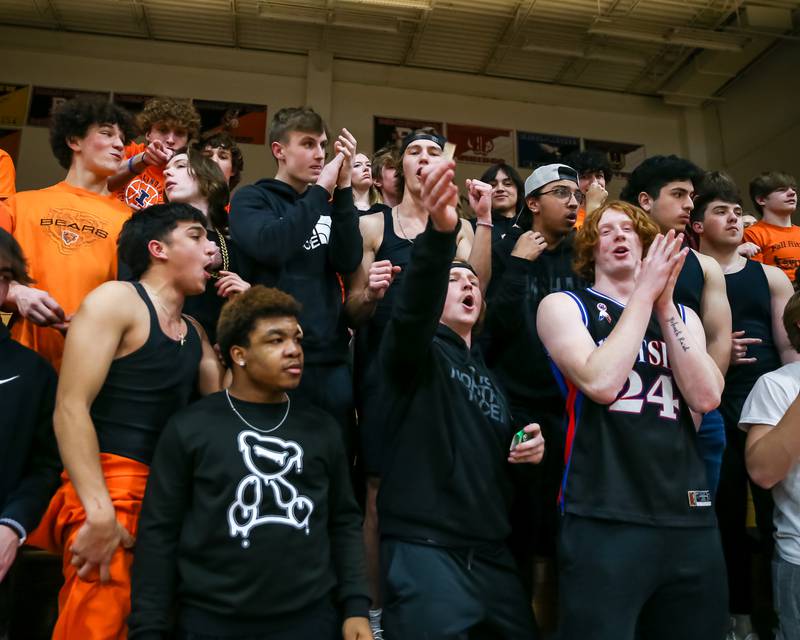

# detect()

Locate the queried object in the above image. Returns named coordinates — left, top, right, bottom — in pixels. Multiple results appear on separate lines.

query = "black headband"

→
left=401, top=132, right=446, bottom=155
left=451, top=260, right=478, bottom=277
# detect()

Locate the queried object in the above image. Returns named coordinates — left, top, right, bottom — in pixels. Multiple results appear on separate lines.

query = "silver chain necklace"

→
left=225, top=389, right=291, bottom=433
left=394, top=207, right=416, bottom=244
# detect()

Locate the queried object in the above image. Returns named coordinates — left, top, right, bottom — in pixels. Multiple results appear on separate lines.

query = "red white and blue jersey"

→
left=550, top=288, right=715, bottom=527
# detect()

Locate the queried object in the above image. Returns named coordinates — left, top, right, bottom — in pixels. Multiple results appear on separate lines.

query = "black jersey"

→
left=673, top=249, right=703, bottom=315
left=720, top=260, right=782, bottom=427
left=552, top=288, right=715, bottom=527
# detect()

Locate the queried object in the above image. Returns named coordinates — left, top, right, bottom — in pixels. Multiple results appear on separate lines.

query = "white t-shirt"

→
left=740, top=361, right=800, bottom=566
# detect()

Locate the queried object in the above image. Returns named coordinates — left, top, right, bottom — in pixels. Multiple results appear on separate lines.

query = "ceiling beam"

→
left=481, top=0, right=537, bottom=75
left=403, top=0, right=435, bottom=65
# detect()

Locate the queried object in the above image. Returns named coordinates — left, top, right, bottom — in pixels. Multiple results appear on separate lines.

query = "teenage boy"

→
left=0, top=149, right=15, bottom=201
left=195, top=130, right=245, bottom=190
left=565, top=149, right=613, bottom=227
left=744, top=171, right=800, bottom=284
left=485, top=164, right=587, bottom=570
left=129, top=286, right=372, bottom=640
left=109, top=97, right=201, bottom=211
left=345, top=130, right=491, bottom=634
left=27, top=203, right=224, bottom=640
left=378, top=158, right=544, bottom=639
left=741, top=291, right=800, bottom=640
left=477, top=162, right=526, bottom=245
left=371, top=146, right=399, bottom=208
left=538, top=201, right=726, bottom=640
left=229, top=107, right=362, bottom=435
left=0, top=230, right=61, bottom=637
left=692, top=172, right=797, bottom=639
left=622, top=155, right=731, bottom=492
left=0, top=97, right=135, bottom=370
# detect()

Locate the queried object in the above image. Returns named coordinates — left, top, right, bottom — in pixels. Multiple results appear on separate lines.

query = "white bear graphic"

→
left=227, top=430, right=314, bottom=548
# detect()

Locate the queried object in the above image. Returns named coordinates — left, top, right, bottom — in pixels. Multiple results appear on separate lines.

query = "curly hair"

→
left=49, top=97, right=137, bottom=170
left=138, top=97, right=201, bottom=141
left=195, top=131, right=245, bottom=190
left=573, top=200, right=660, bottom=282
left=217, top=286, right=303, bottom=368
left=565, top=150, right=613, bottom=184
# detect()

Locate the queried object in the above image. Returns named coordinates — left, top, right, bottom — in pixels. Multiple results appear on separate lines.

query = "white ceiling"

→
left=2, top=0, right=798, bottom=98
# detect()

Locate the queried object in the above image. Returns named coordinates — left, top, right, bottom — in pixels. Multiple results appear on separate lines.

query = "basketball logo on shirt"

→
left=40, top=208, right=109, bottom=255
left=227, top=430, right=315, bottom=548
left=303, top=215, right=331, bottom=251
left=124, top=179, right=159, bottom=210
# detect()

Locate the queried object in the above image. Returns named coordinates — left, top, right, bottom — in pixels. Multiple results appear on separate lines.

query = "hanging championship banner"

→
left=517, top=131, right=580, bottom=169
left=193, top=99, right=268, bottom=145
left=0, top=128, right=22, bottom=164
left=583, top=139, right=646, bottom=177
left=28, top=86, right=110, bottom=127
left=445, top=123, right=513, bottom=165
left=373, top=116, right=444, bottom=152
left=0, top=84, right=30, bottom=127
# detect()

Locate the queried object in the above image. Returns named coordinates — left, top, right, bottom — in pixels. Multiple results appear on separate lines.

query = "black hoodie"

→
left=377, top=222, right=516, bottom=547
left=485, top=228, right=586, bottom=421
left=229, top=180, right=362, bottom=364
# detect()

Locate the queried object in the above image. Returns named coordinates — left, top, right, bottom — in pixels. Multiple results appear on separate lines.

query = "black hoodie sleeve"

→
left=128, top=421, right=191, bottom=640
left=1, top=362, right=60, bottom=534
left=229, top=184, right=332, bottom=268
left=326, top=422, right=370, bottom=620
left=380, top=221, right=458, bottom=377
left=485, top=255, right=533, bottom=339
left=327, top=187, right=363, bottom=274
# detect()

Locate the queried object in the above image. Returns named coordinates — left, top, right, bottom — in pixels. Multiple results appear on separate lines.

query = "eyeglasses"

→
left=538, top=186, right=585, bottom=204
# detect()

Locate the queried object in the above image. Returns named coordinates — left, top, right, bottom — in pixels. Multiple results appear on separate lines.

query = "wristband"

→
left=0, top=518, right=27, bottom=546
left=476, top=220, right=494, bottom=228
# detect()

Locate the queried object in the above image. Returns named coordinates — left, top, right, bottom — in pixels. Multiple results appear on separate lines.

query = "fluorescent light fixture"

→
left=341, top=0, right=431, bottom=9
left=257, top=2, right=399, bottom=32
left=522, top=42, right=648, bottom=67
left=589, top=20, right=745, bottom=52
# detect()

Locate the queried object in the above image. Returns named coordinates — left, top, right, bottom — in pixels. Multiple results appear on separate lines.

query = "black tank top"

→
left=553, top=288, right=715, bottom=527
left=354, top=209, right=414, bottom=394
left=673, top=249, right=704, bottom=315
left=92, top=282, right=202, bottom=465
left=720, top=260, right=782, bottom=426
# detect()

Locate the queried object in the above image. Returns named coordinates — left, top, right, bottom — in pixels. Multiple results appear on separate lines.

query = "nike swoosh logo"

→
left=0, top=376, right=20, bottom=385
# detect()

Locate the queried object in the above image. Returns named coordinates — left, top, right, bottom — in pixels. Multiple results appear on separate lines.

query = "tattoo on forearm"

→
left=667, top=316, right=691, bottom=352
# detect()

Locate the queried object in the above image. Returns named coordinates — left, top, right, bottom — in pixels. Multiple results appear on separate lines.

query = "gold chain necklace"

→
left=140, top=282, right=186, bottom=346
left=210, top=227, right=230, bottom=279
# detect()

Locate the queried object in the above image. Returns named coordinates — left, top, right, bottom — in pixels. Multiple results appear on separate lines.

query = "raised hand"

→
left=10, top=283, right=67, bottom=327
left=466, top=178, right=492, bottom=224
left=737, top=242, right=761, bottom=258
left=335, top=128, right=357, bottom=189
left=316, top=153, right=346, bottom=196
left=142, top=140, right=173, bottom=168
left=215, top=271, right=251, bottom=299
left=634, top=230, right=686, bottom=307
left=585, top=181, right=608, bottom=215
left=420, top=160, right=459, bottom=233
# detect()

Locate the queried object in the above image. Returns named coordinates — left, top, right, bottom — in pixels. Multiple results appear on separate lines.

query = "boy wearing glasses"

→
left=484, top=164, right=587, bottom=592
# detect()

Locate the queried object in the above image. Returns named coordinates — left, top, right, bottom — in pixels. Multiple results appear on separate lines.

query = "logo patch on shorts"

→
left=687, top=490, right=712, bottom=507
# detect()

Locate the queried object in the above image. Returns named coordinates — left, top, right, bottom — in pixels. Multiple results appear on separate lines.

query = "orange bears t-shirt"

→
left=2, top=181, right=131, bottom=370
left=0, top=149, right=16, bottom=199
left=743, top=220, right=800, bottom=283
left=115, top=142, right=165, bottom=211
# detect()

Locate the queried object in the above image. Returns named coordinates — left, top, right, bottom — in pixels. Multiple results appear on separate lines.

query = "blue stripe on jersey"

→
left=678, top=303, right=686, bottom=323
left=586, top=287, right=627, bottom=309
left=562, top=290, right=589, bottom=327
left=549, top=357, right=569, bottom=398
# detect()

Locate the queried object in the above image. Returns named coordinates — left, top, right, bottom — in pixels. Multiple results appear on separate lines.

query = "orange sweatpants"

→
left=27, top=453, right=149, bottom=640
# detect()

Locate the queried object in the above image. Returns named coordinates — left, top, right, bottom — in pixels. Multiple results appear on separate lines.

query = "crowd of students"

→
left=1, top=94, right=800, bottom=640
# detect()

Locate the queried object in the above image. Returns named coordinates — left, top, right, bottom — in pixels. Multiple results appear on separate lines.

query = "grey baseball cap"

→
left=524, top=163, right=580, bottom=196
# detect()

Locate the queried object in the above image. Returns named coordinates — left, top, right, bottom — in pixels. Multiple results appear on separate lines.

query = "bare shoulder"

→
left=79, top=280, right=139, bottom=312
left=762, top=263, right=793, bottom=289
left=538, top=291, right=583, bottom=319
left=693, top=250, right=725, bottom=284
left=358, top=210, right=385, bottom=251
left=458, top=219, right=475, bottom=242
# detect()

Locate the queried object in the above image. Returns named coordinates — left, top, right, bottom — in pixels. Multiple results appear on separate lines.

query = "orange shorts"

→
left=27, top=453, right=149, bottom=640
